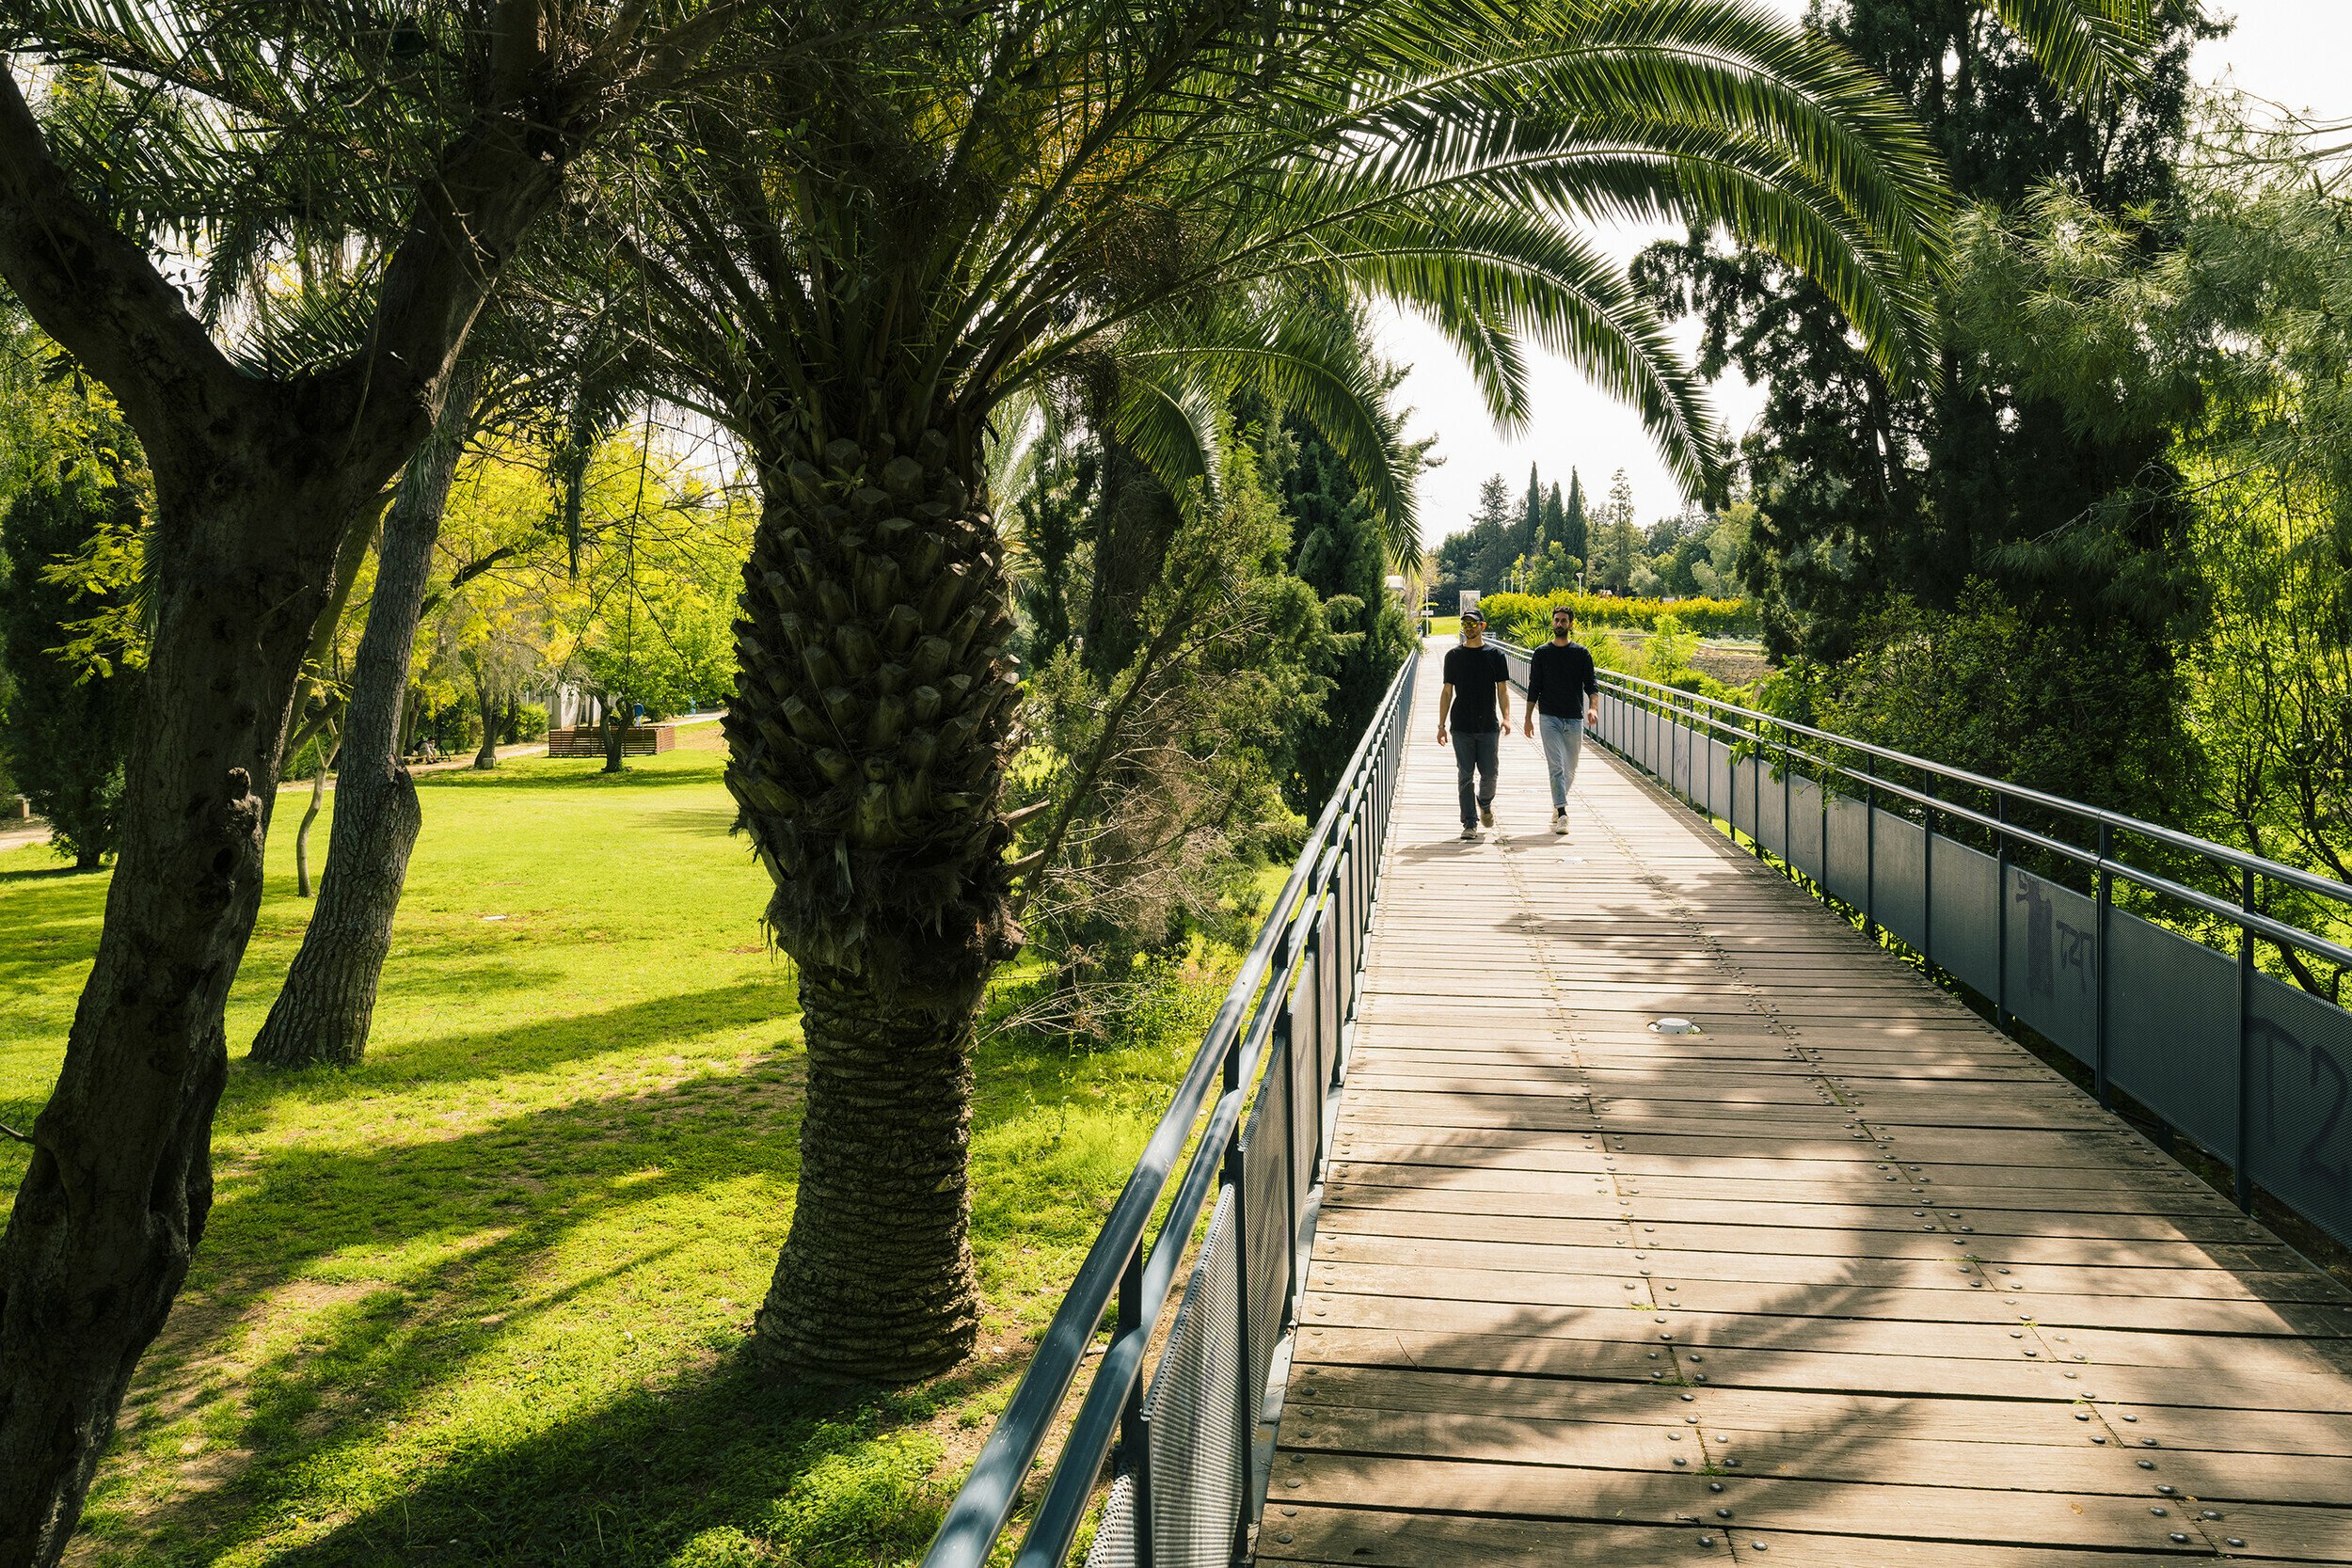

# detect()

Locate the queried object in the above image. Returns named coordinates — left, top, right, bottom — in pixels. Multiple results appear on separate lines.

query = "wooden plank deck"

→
left=1262, top=648, right=2352, bottom=1566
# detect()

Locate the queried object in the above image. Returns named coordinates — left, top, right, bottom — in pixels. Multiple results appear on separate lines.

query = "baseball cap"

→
left=1461, top=605, right=1486, bottom=624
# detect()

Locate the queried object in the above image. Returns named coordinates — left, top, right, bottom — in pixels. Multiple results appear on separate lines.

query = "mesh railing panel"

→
left=1586, top=671, right=2352, bottom=1258
left=1080, top=1476, right=1137, bottom=1568
left=1240, top=1071, right=1291, bottom=1409
left=1142, top=1190, right=1244, bottom=1568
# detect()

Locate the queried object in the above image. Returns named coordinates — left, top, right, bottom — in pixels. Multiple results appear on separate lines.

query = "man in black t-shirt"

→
left=1521, top=603, right=1601, bottom=835
left=1436, top=606, right=1513, bottom=840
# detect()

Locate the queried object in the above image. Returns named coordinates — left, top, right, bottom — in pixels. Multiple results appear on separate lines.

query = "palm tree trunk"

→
left=753, top=962, right=983, bottom=1374
left=248, top=407, right=469, bottom=1069
left=726, top=426, right=1018, bottom=1381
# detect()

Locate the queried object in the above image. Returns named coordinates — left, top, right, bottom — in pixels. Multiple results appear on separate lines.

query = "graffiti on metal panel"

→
left=2011, top=875, right=2094, bottom=999
left=2250, top=1016, right=2351, bottom=1202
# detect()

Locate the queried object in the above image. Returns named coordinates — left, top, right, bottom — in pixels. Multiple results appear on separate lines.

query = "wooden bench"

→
left=546, top=724, right=677, bottom=758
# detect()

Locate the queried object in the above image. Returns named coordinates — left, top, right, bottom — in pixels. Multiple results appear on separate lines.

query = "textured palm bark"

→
left=726, top=427, right=1019, bottom=1380
left=754, top=963, right=982, bottom=1376
left=248, top=433, right=465, bottom=1069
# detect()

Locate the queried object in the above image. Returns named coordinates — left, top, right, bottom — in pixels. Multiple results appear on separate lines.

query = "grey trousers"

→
left=1538, top=713, right=1586, bottom=810
left=1452, top=728, right=1499, bottom=828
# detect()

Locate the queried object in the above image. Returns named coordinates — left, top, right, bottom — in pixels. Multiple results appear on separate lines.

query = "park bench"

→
left=545, top=724, right=677, bottom=758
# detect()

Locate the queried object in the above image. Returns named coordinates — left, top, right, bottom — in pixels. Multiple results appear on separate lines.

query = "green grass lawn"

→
left=1, top=729, right=1212, bottom=1567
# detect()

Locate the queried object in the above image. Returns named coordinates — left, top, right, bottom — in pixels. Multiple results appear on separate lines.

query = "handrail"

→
left=1493, top=629, right=2352, bottom=1229
left=921, top=647, right=1420, bottom=1568
left=1598, top=659, right=2352, bottom=912
left=1492, top=638, right=2352, bottom=973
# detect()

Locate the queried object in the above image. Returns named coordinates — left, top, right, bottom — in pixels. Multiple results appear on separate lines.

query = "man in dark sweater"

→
left=1521, top=603, right=1600, bottom=835
left=1436, top=606, right=1513, bottom=840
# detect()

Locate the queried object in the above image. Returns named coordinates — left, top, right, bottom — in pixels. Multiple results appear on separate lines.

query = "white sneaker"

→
left=1552, top=808, right=1567, bottom=835
left=1459, top=824, right=1479, bottom=841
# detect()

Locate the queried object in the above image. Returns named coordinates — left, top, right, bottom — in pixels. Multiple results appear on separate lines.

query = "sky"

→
left=1379, top=1, right=2352, bottom=551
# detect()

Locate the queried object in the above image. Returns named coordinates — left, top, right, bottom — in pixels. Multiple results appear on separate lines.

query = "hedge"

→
left=1474, top=590, right=1757, bottom=643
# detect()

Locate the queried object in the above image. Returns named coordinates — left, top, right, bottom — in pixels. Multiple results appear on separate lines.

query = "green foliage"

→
left=1279, top=410, right=1415, bottom=810
left=1630, top=0, right=2216, bottom=666
left=0, top=731, right=1217, bottom=1563
left=0, top=472, right=142, bottom=868
left=1015, top=448, right=1332, bottom=988
left=1772, top=583, right=2198, bottom=824
left=1478, top=591, right=1759, bottom=643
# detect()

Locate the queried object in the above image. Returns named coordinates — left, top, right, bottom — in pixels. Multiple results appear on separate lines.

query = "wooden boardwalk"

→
left=1262, top=652, right=2352, bottom=1566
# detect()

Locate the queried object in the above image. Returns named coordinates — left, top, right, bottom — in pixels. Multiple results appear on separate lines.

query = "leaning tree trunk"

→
left=294, top=724, right=337, bottom=898
left=726, top=426, right=1019, bottom=1381
left=247, top=416, right=469, bottom=1069
left=0, top=473, right=346, bottom=1565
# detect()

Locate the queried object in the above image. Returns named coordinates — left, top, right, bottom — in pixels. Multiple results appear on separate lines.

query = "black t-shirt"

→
left=1441, top=643, right=1511, bottom=733
left=1526, top=641, right=1598, bottom=719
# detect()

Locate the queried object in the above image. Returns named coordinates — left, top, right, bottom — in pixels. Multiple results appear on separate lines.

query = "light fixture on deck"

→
left=1649, top=1017, right=1701, bottom=1035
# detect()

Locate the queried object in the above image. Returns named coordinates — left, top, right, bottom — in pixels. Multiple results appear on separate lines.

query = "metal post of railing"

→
left=1781, top=737, right=1792, bottom=886
left=1864, top=753, right=1878, bottom=939
left=1276, top=1013, right=1299, bottom=1328
left=2095, top=821, right=2113, bottom=1110
left=1994, top=792, right=2011, bottom=1035
left=1922, top=784, right=1936, bottom=974
left=2236, top=865, right=2257, bottom=1212
left=1218, top=994, right=1251, bottom=1564
left=1750, top=714, right=1763, bottom=861
left=1119, top=1247, right=1151, bottom=1567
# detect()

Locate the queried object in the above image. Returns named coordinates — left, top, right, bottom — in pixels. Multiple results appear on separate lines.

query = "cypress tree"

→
left=1561, top=467, right=1589, bottom=562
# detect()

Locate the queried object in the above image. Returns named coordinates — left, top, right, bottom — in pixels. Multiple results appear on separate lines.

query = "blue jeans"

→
left=1538, top=713, right=1586, bottom=810
left=1452, top=729, right=1499, bottom=828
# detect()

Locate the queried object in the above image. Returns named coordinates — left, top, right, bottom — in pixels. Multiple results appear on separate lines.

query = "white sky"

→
left=1380, top=0, right=2352, bottom=549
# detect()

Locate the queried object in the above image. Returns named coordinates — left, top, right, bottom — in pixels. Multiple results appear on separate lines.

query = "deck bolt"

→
left=2169, top=1532, right=2189, bottom=1544
left=2229, top=1540, right=2247, bottom=1549
left=2201, top=1511, right=2221, bottom=1521
left=1698, top=1537, right=1715, bottom=1548
left=2157, top=1486, right=2176, bottom=1497
left=2138, top=1461, right=2155, bottom=1470
left=1716, top=1509, right=1732, bottom=1518
left=1673, top=1456, right=1688, bottom=1465
left=1708, top=1482, right=1724, bottom=1493
left=2152, top=1506, right=2168, bottom=1516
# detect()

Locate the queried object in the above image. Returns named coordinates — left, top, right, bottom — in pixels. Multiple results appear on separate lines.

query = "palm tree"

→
left=609, top=0, right=2152, bottom=1382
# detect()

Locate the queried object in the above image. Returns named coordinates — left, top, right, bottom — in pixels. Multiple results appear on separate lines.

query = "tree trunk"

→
left=473, top=676, right=500, bottom=769
left=726, top=426, right=1019, bottom=1381
left=752, top=963, right=983, bottom=1376
left=247, top=409, right=469, bottom=1069
left=1081, top=440, right=1182, bottom=680
left=600, top=701, right=628, bottom=773
left=294, top=726, right=336, bottom=898
left=0, top=479, right=333, bottom=1565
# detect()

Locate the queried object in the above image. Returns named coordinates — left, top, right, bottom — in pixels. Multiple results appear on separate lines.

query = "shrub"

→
left=1476, top=590, right=1757, bottom=643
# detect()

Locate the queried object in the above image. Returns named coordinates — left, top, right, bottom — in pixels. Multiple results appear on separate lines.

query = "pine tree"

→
left=1465, top=474, right=1518, bottom=594
left=1541, top=482, right=1566, bottom=555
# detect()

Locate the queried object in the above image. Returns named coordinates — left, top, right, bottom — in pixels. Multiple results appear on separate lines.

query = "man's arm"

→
left=1437, top=682, right=1454, bottom=742
left=1495, top=671, right=1512, bottom=733
left=1582, top=653, right=1601, bottom=724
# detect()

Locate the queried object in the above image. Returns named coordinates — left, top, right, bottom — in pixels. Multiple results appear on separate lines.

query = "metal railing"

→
left=1495, top=636, right=2352, bottom=1246
left=921, top=650, right=1420, bottom=1568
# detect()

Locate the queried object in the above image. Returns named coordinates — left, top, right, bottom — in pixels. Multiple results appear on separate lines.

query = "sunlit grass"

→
left=2, top=728, right=1207, bottom=1566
